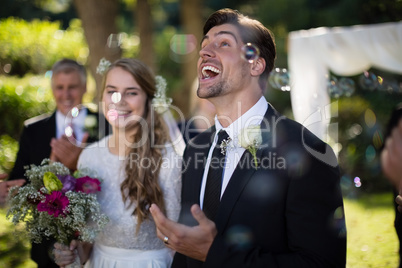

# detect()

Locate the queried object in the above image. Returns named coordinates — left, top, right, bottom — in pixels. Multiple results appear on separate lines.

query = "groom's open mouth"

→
left=201, top=65, right=221, bottom=80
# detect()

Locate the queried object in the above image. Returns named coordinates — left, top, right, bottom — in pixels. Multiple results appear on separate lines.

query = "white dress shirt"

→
left=55, top=108, right=88, bottom=145
left=199, top=96, right=268, bottom=207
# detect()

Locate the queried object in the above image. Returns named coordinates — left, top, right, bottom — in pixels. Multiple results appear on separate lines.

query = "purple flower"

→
left=57, top=175, right=76, bottom=193
left=37, top=191, right=69, bottom=217
left=75, top=176, right=101, bottom=194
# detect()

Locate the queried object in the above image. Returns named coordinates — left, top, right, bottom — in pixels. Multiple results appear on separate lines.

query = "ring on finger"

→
left=163, top=236, right=169, bottom=245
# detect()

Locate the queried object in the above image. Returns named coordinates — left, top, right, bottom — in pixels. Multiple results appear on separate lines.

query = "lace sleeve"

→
left=158, top=146, right=182, bottom=222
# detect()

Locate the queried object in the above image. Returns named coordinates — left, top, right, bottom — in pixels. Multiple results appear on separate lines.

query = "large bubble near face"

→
left=241, top=43, right=260, bottom=63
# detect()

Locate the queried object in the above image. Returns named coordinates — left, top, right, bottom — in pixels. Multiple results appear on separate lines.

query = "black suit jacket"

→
left=173, top=103, right=346, bottom=268
left=9, top=108, right=109, bottom=268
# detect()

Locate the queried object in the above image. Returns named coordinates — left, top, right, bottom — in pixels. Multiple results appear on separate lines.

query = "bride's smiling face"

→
left=102, top=67, right=147, bottom=130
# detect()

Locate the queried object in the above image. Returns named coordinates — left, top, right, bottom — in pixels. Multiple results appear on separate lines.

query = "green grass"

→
left=345, top=193, right=399, bottom=267
left=0, top=207, right=36, bottom=268
left=0, top=193, right=399, bottom=267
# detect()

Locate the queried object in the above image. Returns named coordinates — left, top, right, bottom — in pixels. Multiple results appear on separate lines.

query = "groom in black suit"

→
left=150, top=8, right=346, bottom=267
left=6, top=59, right=109, bottom=268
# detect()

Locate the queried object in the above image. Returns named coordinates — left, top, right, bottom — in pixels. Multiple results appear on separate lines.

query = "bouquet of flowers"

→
left=6, top=159, right=108, bottom=266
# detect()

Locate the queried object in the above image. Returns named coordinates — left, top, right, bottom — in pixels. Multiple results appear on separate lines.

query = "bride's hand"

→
left=53, top=241, right=78, bottom=267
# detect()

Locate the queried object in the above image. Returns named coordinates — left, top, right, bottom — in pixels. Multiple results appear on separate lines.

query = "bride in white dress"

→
left=53, top=58, right=183, bottom=268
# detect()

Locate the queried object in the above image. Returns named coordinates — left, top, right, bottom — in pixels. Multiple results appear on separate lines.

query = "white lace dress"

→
left=78, top=136, right=182, bottom=268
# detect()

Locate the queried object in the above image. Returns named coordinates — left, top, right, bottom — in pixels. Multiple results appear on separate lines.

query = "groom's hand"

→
left=150, top=203, right=217, bottom=261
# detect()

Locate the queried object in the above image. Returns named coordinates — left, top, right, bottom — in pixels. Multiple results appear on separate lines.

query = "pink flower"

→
left=37, top=191, right=69, bottom=217
left=75, top=176, right=101, bottom=194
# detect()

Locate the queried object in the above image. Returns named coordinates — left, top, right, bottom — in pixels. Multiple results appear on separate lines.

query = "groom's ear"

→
left=250, top=57, right=266, bottom=77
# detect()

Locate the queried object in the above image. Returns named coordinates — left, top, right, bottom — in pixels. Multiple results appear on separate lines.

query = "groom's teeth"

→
left=117, top=110, right=129, bottom=115
left=202, top=69, right=210, bottom=78
left=203, top=66, right=220, bottom=73
left=202, top=66, right=220, bottom=78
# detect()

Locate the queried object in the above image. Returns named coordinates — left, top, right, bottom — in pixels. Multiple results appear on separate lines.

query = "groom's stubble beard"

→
left=197, top=62, right=249, bottom=100
left=197, top=74, right=238, bottom=100
left=197, top=80, right=225, bottom=99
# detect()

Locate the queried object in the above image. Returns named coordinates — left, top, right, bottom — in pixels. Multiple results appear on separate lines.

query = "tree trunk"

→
left=136, top=0, right=155, bottom=71
left=72, top=0, right=121, bottom=103
left=177, top=0, right=203, bottom=117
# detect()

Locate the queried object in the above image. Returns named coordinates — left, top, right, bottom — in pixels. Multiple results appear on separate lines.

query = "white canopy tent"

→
left=288, top=21, right=402, bottom=141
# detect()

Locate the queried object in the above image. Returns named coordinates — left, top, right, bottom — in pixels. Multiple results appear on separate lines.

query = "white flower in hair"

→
left=96, top=58, right=111, bottom=75
left=152, top=76, right=172, bottom=114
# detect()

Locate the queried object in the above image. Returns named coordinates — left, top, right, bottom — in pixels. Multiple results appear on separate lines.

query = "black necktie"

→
left=203, top=130, right=229, bottom=220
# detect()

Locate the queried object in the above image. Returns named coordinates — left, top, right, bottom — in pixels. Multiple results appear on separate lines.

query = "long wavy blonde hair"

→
left=102, top=58, right=169, bottom=232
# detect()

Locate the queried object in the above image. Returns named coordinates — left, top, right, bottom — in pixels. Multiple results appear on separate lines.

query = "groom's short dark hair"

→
left=203, top=8, right=276, bottom=90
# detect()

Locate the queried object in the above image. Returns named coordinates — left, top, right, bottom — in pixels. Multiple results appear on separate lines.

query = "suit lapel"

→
left=215, top=103, right=280, bottom=230
left=179, top=127, right=215, bottom=228
left=46, top=111, right=57, bottom=142
left=40, top=112, right=57, bottom=160
left=48, top=112, right=57, bottom=137
left=216, top=150, right=255, bottom=230
left=185, top=126, right=216, bottom=205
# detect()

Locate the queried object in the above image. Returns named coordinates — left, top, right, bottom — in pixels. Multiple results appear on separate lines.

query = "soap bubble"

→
left=359, top=71, right=378, bottom=91
left=170, top=34, right=197, bottom=63
left=274, top=69, right=290, bottom=91
left=364, top=108, right=376, bottom=128
left=107, top=109, right=118, bottom=121
left=3, top=63, right=11, bottom=73
left=170, top=34, right=197, bottom=55
left=268, top=68, right=291, bottom=91
left=71, top=107, right=79, bottom=118
left=111, top=92, right=121, bottom=103
left=378, top=78, right=401, bottom=94
left=241, top=43, right=260, bottom=63
left=354, top=177, right=362, bottom=188
left=107, top=33, right=123, bottom=49
left=327, top=76, right=342, bottom=98
left=365, top=145, right=376, bottom=162
left=225, top=225, right=253, bottom=250
left=65, top=125, right=74, bottom=137
left=338, top=77, right=355, bottom=97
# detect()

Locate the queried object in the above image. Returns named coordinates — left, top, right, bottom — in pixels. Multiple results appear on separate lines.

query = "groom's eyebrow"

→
left=200, top=31, right=239, bottom=46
